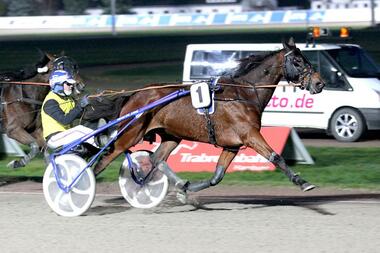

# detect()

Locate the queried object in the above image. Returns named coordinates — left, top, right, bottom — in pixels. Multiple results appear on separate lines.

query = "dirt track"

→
left=0, top=130, right=378, bottom=253
left=1, top=182, right=380, bottom=253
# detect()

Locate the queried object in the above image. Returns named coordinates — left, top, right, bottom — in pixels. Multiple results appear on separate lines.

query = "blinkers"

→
left=283, top=48, right=314, bottom=90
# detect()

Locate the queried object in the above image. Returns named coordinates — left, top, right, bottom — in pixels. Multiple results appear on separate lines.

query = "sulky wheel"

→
left=119, top=151, right=169, bottom=209
left=43, top=154, right=96, bottom=217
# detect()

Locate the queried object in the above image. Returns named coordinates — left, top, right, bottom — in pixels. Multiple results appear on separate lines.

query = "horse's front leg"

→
left=246, top=129, right=315, bottom=191
left=6, top=127, right=40, bottom=169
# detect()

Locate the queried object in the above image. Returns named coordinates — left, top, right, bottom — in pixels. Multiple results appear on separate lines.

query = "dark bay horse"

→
left=0, top=53, right=84, bottom=168
left=93, top=38, right=325, bottom=195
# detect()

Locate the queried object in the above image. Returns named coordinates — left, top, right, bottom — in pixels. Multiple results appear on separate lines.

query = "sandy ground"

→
left=0, top=182, right=380, bottom=253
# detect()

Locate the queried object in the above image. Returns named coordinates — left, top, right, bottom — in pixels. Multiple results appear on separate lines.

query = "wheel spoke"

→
left=60, top=160, right=72, bottom=180
left=337, top=118, right=345, bottom=125
left=68, top=193, right=82, bottom=212
left=346, top=128, right=354, bottom=137
left=347, top=118, right=356, bottom=126
left=348, top=125, right=357, bottom=131
left=131, top=194, right=138, bottom=203
left=343, top=128, right=353, bottom=137
left=147, top=177, right=165, bottom=186
left=144, top=187, right=151, bottom=196
left=144, top=190, right=160, bottom=202
left=72, top=186, right=92, bottom=195
left=52, top=171, right=68, bottom=188
left=53, top=190, right=64, bottom=206
left=343, top=114, right=349, bottom=123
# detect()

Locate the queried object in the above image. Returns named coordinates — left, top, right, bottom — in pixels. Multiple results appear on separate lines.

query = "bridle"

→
left=283, top=49, right=314, bottom=91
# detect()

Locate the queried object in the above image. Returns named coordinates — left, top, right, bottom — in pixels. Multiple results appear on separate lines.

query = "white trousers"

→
left=47, top=125, right=97, bottom=149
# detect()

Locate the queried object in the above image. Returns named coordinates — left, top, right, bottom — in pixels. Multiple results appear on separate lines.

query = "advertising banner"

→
left=0, top=8, right=377, bottom=31
left=131, top=127, right=293, bottom=172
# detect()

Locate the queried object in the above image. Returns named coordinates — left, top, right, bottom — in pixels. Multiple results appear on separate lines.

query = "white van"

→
left=183, top=43, right=380, bottom=142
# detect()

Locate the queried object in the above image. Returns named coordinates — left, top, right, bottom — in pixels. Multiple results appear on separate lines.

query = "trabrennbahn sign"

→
left=131, top=127, right=313, bottom=172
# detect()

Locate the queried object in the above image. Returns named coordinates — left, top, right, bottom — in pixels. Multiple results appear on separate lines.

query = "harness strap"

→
left=17, top=97, right=43, bottom=105
left=203, top=107, right=217, bottom=146
left=0, top=85, right=4, bottom=123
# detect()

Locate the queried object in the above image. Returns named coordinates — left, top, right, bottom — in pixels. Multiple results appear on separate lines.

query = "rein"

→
left=0, top=80, right=50, bottom=106
left=0, top=79, right=300, bottom=117
left=0, top=81, right=50, bottom=86
left=88, top=82, right=301, bottom=98
left=1, top=98, right=42, bottom=106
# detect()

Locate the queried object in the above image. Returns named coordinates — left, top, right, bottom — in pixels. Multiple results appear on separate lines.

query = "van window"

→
left=190, top=50, right=240, bottom=79
left=303, top=51, right=349, bottom=90
left=326, top=46, right=380, bottom=78
left=190, top=50, right=272, bottom=79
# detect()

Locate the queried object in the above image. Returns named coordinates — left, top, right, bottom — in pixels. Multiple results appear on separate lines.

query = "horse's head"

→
left=282, top=38, right=325, bottom=94
left=36, top=52, right=85, bottom=95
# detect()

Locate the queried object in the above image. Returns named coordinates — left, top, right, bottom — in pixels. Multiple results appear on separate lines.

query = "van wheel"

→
left=330, top=108, right=366, bottom=142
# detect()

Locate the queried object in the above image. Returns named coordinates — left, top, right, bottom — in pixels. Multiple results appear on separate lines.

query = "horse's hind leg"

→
left=31, top=128, right=45, bottom=148
left=156, top=145, right=237, bottom=203
left=157, top=147, right=238, bottom=192
left=93, top=120, right=148, bottom=176
left=6, top=127, right=40, bottom=169
left=152, top=135, right=238, bottom=194
left=182, top=149, right=238, bottom=192
left=153, top=136, right=189, bottom=189
left=246, top=129, right=315, bottom=191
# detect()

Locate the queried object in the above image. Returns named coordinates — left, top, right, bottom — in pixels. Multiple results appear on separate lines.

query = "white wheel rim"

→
left=43, top=154, right=96, bottom=217
left=119, top=152, right=169, bottom=209
left=335, top=113, right=358, bottom=138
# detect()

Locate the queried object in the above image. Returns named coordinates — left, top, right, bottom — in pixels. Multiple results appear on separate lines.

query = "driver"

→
left=41, top=69, right=94, bottom=150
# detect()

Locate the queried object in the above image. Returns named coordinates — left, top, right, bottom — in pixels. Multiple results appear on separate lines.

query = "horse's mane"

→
left=0, top=53, right=50, bottom=81
left=229, top=50, right=280, bottom=78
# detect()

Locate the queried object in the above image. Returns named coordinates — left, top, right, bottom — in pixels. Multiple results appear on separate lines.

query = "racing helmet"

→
left=49, top=70, right=76, bottom=96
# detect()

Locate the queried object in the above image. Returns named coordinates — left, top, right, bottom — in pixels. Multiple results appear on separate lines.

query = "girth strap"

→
left=203, top=107, right=217, bottom=146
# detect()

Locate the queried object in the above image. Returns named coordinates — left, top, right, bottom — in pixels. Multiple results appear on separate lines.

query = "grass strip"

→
left=0, top=147, right=379, bottom=190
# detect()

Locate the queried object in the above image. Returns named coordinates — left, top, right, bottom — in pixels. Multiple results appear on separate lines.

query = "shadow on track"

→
left=85, top=203, right=132, bottom=216
left=0, top=176, right=42, bottom=187
left=89, top=193, right=380, bottom=216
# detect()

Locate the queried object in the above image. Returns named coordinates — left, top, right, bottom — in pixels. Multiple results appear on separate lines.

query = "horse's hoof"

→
left=301, top=182, right=316, bottom=192
left=7, top=160, right=23, bottom=169
left=176, top=190, right=188, bottom=204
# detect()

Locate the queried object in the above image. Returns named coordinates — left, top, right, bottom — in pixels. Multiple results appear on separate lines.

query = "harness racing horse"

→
left=0, top=53, right=84, bottom=169
left=93, top=38, right=325, bottom=196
